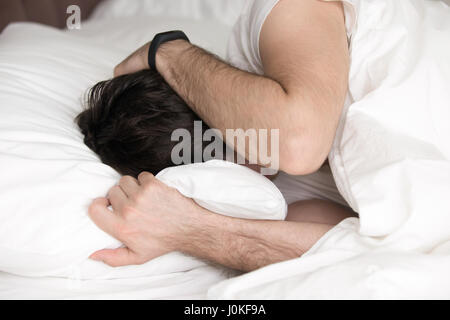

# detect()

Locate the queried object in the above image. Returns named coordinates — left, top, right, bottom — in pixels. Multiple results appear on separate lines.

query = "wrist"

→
left=172, top=200, right=214, bottom=250
left=155, top=39, right=192, bottom=79
left=176, top=202, right=237, bottom=255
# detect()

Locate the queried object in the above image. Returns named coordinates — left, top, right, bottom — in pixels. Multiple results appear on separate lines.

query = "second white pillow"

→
left=157, top=160, right=287, bottom=221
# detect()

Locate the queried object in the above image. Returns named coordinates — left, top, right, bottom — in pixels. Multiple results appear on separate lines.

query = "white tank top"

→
left=224, top=0, right=360, bottom=206
left=226, top=0, right=359, bottom=74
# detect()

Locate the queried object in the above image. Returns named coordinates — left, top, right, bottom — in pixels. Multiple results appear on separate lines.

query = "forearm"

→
left=156, top=40, right=316, bottom=172
left=180, top=206, right=334, bottom=272
left=157, top=40, right=289, bottom=133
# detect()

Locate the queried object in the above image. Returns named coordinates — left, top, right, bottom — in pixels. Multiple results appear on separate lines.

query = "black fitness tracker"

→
left=148, top=30, right=190, bottom=73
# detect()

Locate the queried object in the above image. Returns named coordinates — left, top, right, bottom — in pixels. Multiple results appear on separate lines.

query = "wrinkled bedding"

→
left=209, top=0, right=450, bottom=299
left=1, top=0, right=449, bottom=300
left=0, top=1, right=244, bottom=299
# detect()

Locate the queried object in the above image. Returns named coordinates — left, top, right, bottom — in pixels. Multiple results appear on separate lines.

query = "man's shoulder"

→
left=226, top=0, right=280, bottom=74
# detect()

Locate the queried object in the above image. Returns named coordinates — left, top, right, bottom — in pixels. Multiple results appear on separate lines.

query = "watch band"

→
left=148, top=30, right=190, bottom=73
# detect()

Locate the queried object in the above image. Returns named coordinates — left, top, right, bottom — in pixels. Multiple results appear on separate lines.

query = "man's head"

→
left=76, top=69, right=209, bottom=177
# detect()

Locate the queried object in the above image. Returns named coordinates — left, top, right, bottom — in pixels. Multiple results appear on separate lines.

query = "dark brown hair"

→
left=75, top=69, right=210, bottom=177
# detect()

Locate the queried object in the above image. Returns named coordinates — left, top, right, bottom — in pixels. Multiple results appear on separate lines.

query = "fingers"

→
left=119, top=175, right=140, bottom=197
left=137, top=172, right=155, bottom=186
left=113, top=64, right=125, bottom=77
left=88, top=198, right=121, bottom=238
left=113, top=42, right=151, bottom=77
left=114, top=52, right=135, bottom=77
left=107, top=185, right=127, bottom=211
left=89, top=247, right=142, bottom=267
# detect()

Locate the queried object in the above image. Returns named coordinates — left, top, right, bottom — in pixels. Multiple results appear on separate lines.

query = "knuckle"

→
left=138, top=171, right=153, bottom=181
left=109, top=185, right=120, bottom=194
left=131, top=192, right=145, bottom=204
left=115, top=222, right=133, bottom=238
left=143, top=181, right=157, bottom=193
left=119, top=175, right=132, bottom=186
left=122, top=205, right=138, bottom=219
left=137, top=172, right=146, bottom=180
left=88, top=201, right=101, bottom=216
left=142, top=182, right=154, bottom=192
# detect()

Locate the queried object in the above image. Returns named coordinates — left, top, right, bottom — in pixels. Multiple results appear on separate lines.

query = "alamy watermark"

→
left=66, top=5, right=81, bottom=30
left=171, top=121, right=280, bottom=175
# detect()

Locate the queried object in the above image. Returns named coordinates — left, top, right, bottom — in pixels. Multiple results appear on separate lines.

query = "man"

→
left=88, top=0, right=351, bottom=271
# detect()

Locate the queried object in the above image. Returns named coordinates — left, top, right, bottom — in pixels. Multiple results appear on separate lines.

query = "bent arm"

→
left=88, top=174, right=342, bottom=271
left=115, top=0, right=349, bottom=175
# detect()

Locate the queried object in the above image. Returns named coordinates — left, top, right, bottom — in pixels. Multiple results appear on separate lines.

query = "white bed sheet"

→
left=0, top=266, right=235, bottom=300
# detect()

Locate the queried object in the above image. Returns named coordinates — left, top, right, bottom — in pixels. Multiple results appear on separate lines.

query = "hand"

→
left=114, top=42, right=151, bottom=77
left=88, top=172, right=204, bottom=267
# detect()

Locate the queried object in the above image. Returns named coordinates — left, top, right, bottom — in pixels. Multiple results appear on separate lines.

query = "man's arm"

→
left=88, top=173, right=335, bottom=271
left=181, top=208, right=334, bottom=272
left=114, top=0, right=349, bottom=175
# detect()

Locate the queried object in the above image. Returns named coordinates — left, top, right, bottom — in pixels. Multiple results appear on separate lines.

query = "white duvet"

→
left=209, top=0, right=450, bottom=299
left=1, top=0, right=450, bottom=300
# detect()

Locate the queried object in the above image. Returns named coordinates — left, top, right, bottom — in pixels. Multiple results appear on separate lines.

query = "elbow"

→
left=279, top=134, right=330, bottom=176
left=275, top=95, right=339, bottom=176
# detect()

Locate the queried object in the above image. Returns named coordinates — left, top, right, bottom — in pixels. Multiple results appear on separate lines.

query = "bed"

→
left=1, top=0, right=450, bottom=300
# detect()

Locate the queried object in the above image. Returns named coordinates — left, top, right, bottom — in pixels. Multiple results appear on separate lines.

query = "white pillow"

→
left=158, top=160, right=286, bottom=221
left=0, top=23, right=286, bottom=279
left=75, top=16, right=233, bottom=59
